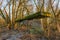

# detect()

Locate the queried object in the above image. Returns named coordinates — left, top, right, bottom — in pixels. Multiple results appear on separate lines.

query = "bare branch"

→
left=50, top=0, right=56, bottom=16
left=55, top=0, right=59, bottom=14
left=33, top=0, right=44, bottom=12
left=3, top=0, right=11, bottom=10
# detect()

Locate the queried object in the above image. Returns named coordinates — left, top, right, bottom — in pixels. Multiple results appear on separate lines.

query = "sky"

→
left=0, top=0, right=60, bottom=11
left=0, top=0, right=60, bottom=18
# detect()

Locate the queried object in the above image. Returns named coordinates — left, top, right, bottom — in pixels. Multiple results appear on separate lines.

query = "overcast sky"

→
left=0, top=0, right=60, bottom=14
left=0, top=0, right=60, bottom=19
left=0, top=0, right=60, bottom=10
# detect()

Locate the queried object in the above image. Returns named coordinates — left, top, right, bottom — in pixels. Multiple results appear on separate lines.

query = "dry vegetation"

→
left=0, top=0, right=60, bottom=40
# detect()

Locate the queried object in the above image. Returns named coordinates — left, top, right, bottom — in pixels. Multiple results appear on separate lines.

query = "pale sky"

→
left=0, top=0, right=60, bottom=11
left=0, top=0, right=60, bottom=17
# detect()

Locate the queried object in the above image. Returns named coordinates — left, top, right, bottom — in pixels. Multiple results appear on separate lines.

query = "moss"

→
left=15, top=12, right=51, bottom=22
